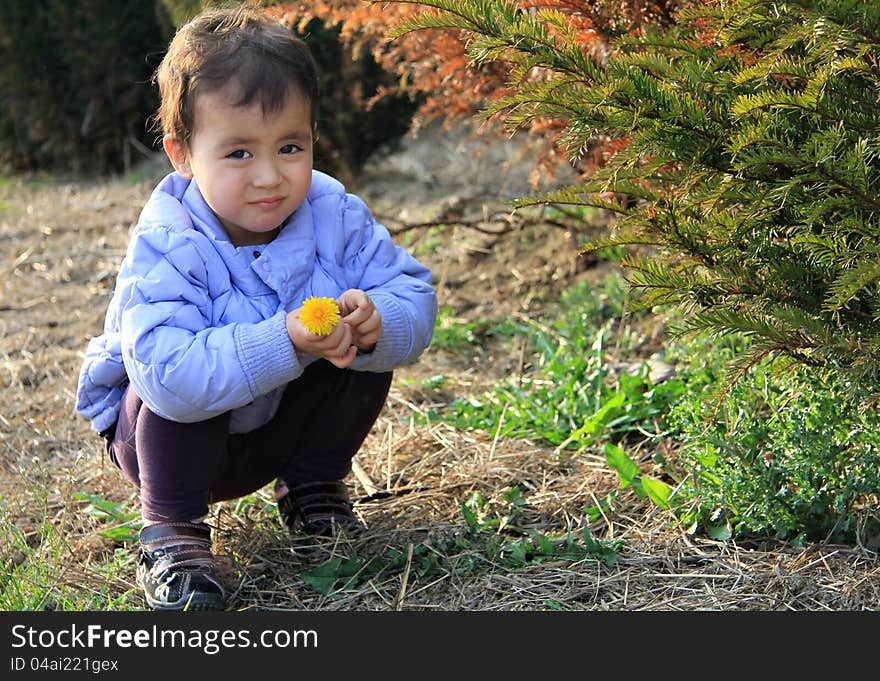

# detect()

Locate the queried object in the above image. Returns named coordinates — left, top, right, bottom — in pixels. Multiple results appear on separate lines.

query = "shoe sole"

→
left=136, top=566, right=226, bottom=611
left=146, top=593, right=226, bottom=611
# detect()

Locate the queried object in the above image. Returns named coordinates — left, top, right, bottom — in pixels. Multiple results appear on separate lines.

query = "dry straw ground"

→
left=1, top=131, right=878, bottom=610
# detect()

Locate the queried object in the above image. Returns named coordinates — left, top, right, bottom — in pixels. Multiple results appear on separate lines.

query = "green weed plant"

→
left=431, top=304, right=525, bottom=354
left=437, top=275, right=686, bottom=450
left=666, top=355, right=880, bottom=545
left=300, top=486, right=620, bottom=597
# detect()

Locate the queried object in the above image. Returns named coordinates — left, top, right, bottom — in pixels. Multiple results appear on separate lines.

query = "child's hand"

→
left=286, top=309, right=357, bottom=368
left=337, top=289, right=383, bottom=352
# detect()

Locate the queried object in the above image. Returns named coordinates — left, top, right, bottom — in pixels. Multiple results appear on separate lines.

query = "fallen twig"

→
left=382, top=212, right=583, bottom=238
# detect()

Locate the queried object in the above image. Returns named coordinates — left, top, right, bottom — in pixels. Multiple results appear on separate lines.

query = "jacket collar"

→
left=143, top=172, right=317, bottom=299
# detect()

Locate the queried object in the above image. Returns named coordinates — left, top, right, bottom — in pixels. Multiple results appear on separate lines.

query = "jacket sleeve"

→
left=336, top=193, right=437, bottom=373
left=116, top=226, right=303, bottom=423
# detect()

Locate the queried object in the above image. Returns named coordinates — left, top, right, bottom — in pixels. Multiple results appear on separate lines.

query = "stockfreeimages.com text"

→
left=10, top=624, right=317, bottom=656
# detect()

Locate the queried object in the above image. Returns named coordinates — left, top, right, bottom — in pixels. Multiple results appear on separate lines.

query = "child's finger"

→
left=359, top=329, right=381, bottom=347
left=356, top=311, right=382, bottom=337
left=328, top=344, right=357, bottom=368
left=342, top=296, right=374, bottom=325
left=361, top=309, right=381, bottom=330
left=336, top=323, right=355, bottom=354
left=341, top=307, right=368, bottom=328
left=336, top=288, right=368, bottom=316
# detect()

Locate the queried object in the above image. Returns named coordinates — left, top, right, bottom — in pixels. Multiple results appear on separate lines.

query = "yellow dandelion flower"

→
left=300, top=296, right=340, bottom=336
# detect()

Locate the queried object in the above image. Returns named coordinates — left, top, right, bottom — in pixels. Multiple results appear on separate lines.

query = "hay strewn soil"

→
left=1, top=129, right=878, bottom=611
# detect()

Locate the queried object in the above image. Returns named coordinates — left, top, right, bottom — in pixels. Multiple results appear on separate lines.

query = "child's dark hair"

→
left=153, top=5, right=318, bottom=144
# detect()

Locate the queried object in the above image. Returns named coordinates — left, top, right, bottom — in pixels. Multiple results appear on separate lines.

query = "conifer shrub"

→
left=388, top=0, right=880, bottom=542
left=389, top=0, right=880, bottom=395
left=0, top=0, right=167, bottom=174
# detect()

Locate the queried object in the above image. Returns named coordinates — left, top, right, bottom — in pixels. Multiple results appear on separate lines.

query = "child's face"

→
left=163, top=86, right=313, bottom=246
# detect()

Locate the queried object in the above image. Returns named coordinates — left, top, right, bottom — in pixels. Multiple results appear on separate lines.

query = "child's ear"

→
left=163, top=135, right=193, bottom=178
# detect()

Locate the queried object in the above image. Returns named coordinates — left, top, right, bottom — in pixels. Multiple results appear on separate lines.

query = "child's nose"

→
left=252, top=159, right=282, bottom=187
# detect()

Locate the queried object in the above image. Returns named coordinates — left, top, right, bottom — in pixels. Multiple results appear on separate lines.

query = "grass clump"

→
left=0, top=478, right=141, bottom=611
left=431, top=304, right=526, bottom=354
left=436, top=274, right=685, bottom=450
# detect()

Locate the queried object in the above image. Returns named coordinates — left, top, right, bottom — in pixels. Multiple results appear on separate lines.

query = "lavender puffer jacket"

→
left=76, top=170, right=436, bottom=434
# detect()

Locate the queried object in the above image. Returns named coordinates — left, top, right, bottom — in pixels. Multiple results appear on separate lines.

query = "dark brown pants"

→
left=106, top=361, right=392, bottom=522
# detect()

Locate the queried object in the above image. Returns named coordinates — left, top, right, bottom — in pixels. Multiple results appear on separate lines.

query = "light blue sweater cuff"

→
left=351, top=292, right=413, bottom=373
left=235, top=310, right=302, bottom=398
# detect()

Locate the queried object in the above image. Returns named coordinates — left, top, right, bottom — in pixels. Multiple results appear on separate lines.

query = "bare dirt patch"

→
left=1, top=129, right=877, bottom=611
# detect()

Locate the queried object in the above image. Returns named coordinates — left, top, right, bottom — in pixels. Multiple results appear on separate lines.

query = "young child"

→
left=75, top=5, right=437, bottom=611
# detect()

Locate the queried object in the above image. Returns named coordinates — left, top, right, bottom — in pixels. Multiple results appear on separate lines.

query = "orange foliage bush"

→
left=272, top=1, right=687, bottom=178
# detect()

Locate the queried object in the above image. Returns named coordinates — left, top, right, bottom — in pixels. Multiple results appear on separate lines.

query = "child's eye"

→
left=279, top=144, right=301, bottom=155
left=227, top=149, right=251, bottom=159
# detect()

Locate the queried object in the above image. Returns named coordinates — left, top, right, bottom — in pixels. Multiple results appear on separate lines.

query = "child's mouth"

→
left=251, top=197, right=284, bottom=209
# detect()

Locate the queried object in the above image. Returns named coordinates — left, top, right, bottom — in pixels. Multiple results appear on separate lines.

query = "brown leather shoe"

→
left=136, top=521, right=226, bottom=611
left=275, top=480, right=361, bottom=537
